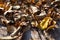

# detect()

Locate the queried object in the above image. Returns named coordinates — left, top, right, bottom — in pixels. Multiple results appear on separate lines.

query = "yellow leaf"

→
left=38, top=17, right=52, bottom=30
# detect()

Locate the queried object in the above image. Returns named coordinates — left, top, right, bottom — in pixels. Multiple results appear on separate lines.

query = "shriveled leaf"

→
left=38, top=17, right=56, bottom=30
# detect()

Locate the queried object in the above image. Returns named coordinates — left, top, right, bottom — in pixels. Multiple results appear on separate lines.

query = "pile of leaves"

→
left=0, top=0, right=60, bottom=40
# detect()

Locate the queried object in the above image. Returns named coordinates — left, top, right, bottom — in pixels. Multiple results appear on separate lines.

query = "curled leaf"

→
left=38, top=17, right=56, bottom=30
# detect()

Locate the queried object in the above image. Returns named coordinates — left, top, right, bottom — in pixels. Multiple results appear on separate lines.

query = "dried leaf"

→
left=38, top=17, right=56, bottom=30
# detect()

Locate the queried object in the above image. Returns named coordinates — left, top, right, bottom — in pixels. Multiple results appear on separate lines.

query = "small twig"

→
left=0, top=36, right=18, bottom=40
left=0, top=26, right=21, bottom=40
left=10, top=26, right=21, bottom=36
